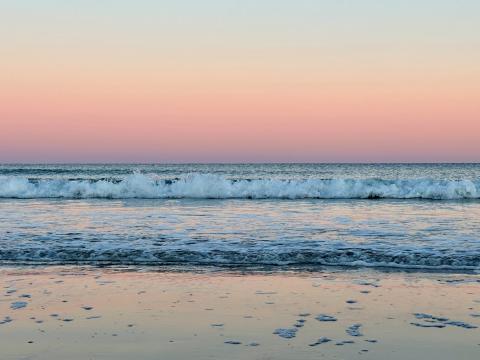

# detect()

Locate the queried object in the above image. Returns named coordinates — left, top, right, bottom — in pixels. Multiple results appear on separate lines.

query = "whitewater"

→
left=1, top=173, right=480, bottom=199
left=1, top=164, right=480, bottom=271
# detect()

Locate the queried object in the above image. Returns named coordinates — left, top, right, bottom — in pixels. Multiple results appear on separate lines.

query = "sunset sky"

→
left=1, top=0, right=479, bottom=163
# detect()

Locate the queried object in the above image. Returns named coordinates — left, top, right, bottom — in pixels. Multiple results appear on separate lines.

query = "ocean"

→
left=1, top=163, right=479, bottom=271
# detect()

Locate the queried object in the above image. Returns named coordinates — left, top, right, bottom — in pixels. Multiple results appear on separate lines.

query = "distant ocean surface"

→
left=1, top=164, right=479, bottom=271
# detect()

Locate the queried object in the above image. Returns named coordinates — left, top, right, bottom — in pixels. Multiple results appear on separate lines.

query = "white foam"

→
left=0, top=173, right=479, bottom=199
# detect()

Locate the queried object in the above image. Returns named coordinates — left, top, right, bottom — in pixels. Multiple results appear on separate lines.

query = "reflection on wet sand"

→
left=0, top=267, right=479, bottom=360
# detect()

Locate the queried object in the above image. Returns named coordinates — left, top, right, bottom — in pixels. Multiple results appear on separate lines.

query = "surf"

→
left=0, top=173, right=479, bottom=199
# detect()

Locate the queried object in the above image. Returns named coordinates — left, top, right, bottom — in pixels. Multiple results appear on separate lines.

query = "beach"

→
left=1, top=266, right=479, bottom=360
left=3, top=0, right=480, bottom=356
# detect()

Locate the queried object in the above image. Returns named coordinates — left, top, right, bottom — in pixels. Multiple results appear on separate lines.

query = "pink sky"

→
left=1, top=1, right=479, bottom=162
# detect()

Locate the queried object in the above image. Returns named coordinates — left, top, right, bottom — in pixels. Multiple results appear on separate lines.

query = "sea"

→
left=0, top=163, right=479, bottom=271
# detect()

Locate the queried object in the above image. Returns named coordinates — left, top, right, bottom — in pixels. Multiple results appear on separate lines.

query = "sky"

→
left=1, top=0, right=479, bottom=163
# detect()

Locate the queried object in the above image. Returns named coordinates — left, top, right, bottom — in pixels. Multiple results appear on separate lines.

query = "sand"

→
left=1, top=266, right=479, bottom=360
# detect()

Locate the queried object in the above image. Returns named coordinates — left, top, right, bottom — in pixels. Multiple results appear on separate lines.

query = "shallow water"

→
left=0, top=164, right=479, bottom=271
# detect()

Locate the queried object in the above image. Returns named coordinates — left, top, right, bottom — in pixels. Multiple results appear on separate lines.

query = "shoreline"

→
left=1, top=263, right=480, bottom=275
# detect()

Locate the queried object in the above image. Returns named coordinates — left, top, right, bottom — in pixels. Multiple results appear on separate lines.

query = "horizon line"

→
left=1, top=161, right=480, bottom=166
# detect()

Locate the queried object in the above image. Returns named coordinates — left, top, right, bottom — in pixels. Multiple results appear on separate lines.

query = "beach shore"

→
left=1, top=267, right=479, bottom=360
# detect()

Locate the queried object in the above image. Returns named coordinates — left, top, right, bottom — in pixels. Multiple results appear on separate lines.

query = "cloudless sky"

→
left=1, top=0, right=479, bottom=163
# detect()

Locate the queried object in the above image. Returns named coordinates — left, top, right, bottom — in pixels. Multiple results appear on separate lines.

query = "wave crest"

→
left=0, top=173, right=479, bottom=199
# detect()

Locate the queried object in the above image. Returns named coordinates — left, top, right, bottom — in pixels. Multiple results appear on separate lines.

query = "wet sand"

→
left=1, top=267, right=479, bottom=360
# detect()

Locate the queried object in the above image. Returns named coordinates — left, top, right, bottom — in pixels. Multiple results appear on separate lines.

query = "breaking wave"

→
left=1, top=173, right=479, bottom=199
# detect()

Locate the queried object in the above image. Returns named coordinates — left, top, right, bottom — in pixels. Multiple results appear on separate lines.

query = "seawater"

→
left=0, top=164, right=479, bottom=271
